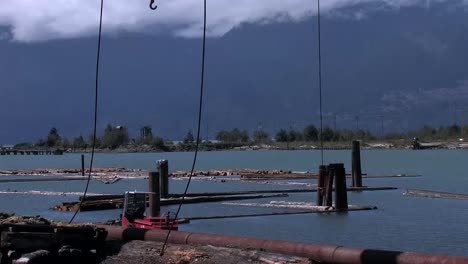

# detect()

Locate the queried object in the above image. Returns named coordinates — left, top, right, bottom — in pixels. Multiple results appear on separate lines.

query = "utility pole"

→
left=355, top=115, right=359, bottom=131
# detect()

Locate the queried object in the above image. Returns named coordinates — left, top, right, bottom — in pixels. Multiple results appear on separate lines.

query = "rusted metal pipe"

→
left=99, top=225, right=468, bottom=264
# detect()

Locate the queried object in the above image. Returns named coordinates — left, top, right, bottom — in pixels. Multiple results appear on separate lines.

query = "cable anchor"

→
left=149, top=0, right=157, bottom=10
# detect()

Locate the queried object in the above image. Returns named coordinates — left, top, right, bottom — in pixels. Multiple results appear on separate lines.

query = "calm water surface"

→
left=0, top=150, right=467, bottom=255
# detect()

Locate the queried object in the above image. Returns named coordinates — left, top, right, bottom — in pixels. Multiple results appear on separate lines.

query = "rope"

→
left=68, top=0, right=104, bottom=224
left=160, top=0, right=207, bottom=255
left=317, top=0, right=324, bottom=165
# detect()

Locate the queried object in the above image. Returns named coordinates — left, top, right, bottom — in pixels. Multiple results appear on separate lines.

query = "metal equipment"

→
left=121, top=191, right=177, bottom=230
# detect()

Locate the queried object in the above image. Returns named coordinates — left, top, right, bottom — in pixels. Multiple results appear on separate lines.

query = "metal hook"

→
left=149, top=0, right=157, bottom=10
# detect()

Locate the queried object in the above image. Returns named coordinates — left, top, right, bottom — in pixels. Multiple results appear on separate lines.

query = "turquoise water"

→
left=0, top=150, right=467, bottom=255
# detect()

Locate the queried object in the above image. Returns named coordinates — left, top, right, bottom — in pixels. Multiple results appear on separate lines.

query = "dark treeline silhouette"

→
left=275, top=124, right=374, bottom=142
left=12, top=123, right=467, bottom=151
left=17, top=124, right=165, bottom=151
left=389, top=124, right=467, bottom=141
left=274, top=123, right=467, bottom=142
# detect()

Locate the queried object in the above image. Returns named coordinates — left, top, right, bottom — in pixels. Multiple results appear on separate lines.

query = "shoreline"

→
left=4, top=139, right=468, bottom=155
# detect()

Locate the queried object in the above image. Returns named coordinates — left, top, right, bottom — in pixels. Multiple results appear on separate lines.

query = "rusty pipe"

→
left=99, top=225, right=468, bottom=264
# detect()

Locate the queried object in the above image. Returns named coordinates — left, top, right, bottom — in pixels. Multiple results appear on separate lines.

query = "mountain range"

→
left=1, top=1, right=467, bottom=143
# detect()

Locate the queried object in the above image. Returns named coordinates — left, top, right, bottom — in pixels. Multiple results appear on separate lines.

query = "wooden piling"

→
left=317, top=165, right=327, bottom=206
left=352, top=140, right=363, bottom=187
left=148, top=172, right=161, bottom=217
left=157, top=160, right=169, bottom=199
left=81, top=154, right=85, bottom=176
left=325, top=166, right=334, bottom=207
left=333, top=164, right=348, bottom=210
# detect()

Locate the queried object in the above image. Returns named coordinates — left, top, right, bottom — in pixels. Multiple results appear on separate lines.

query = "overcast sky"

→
left=0, top=0, right=461, bottom=42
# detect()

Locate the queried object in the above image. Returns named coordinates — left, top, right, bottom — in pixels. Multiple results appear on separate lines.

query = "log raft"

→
left=78, top=186, right=397, bottom=202
left=179, top=205, right=377, bottom=222
left=0, top=149, right=64, bottom=155
left=404, top=188, right=468, bottom=200
left=0, top=167, right=419, bottom=180
left=52, top=193, right=289, bottom=212
left=53, top=186, right=396, bottom=212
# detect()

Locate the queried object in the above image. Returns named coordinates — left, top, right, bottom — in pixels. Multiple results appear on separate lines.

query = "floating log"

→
left=53, top=193, right=289, bottom=212
left=0, top=167, right=419, bottom=181
left=0, top=190, right=104, bottom=196
left=241, top=173, right=420, bottom=180
left=404, top=189, right=468, bottom=200
left=80, top=194, right=126, bottom=201
left=0, top=177, right=87, bottom=183
left=170, top=169, right=295, bottom=178
left=80, top=186, right=397, bottom=202
left=179, top=206, right=376, bottom=222
left=240, top=173, right=317, bottom=180
left=95, top=177, right=121, bottom=184
left=0, top=167, right=130, bottom=176
left=222, top=201, right=376, bottom=211
left=361, top=174, right=421, bottom=178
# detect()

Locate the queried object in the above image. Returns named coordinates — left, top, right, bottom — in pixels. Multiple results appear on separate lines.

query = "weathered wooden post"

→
left=325, top=165, right=334, bottom=207
left=351, top=140, right=362, bottom=187
left=333, top=163, right=348, bottom=211
left=81, top=154, right=85, bottom=176
left=148, top=171, right=161, bottom=217
left=317, top=165, right=327, bottom=206
left=157, top=160, right=169, bottom=198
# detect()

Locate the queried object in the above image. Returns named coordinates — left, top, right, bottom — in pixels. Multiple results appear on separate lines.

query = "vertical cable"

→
left=160, top=0, right=207, bottom=256
left=317, top=0, right=324, bottom=165
left=69, top=0, right=103, bottom=224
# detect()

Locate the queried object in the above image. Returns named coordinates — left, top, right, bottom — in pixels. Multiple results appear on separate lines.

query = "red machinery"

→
left=121, top=191, right=178, bottom=230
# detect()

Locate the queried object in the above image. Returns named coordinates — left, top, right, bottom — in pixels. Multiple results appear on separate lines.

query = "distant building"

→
left=140, top=126, right=153, bottom=139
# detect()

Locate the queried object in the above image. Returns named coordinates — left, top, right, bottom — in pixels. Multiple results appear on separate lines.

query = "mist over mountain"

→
left=1, top=1, right=468, bottom=143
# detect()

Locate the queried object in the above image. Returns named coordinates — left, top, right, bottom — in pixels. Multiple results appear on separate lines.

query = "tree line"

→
left=274, top=125, right=375, bottom=142
left=214, top=125, right=375, bottom=143
left=15, top=124, right=166, bottom=150
left=13, top=123, right=467, bottom=151
left=214, top=124, right=467, bottom=143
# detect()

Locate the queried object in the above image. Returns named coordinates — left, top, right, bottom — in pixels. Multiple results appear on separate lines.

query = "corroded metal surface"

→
left=101, top=226, right=468, bottom=264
